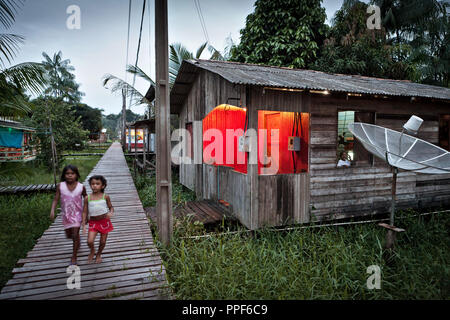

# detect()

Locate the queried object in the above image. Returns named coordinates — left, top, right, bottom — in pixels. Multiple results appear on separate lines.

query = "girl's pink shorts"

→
left=88, top=218, right=114, bottom=234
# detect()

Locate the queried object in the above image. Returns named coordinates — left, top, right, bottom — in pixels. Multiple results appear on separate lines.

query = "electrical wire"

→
left=180, top=210, right=448, bottom=240
left=125, top=0, right=133, bottom=84
left=148, top=0, right=152, bottom=83
left=193, top=0, right=209, bottom=44
left=128, top=0, right=147, bottom=109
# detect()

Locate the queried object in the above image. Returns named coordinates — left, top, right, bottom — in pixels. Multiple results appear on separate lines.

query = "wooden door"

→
left=263, top=112, right=280, bottom=174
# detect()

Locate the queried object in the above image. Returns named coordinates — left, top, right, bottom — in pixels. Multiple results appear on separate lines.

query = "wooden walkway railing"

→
left=0, top=184, right=56, bottom=194
left=0, top=142, right=170, bottom=300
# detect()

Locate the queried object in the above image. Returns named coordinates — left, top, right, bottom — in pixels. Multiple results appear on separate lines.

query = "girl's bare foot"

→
left=88, top=251, right=95, bottom=264
left=95, top=254, right=102, bottom=264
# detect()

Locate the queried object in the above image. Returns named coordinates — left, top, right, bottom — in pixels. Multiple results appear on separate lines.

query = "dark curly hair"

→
left=88, top=175, right=107, bottom=192
left=61, top=165, right=81, bottom=182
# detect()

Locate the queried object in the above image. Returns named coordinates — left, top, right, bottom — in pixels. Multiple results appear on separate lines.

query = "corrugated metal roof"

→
left=170, top=59, right=450, bottom=112
left=0, top=120, right=35, bottom=132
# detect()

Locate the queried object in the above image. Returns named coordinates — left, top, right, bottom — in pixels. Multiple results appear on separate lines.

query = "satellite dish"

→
left=348, top=122, right=450, bottom=174
left=347, top=116, right=449, bottom=249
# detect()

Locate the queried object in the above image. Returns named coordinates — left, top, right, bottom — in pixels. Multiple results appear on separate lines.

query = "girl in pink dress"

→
left=50, top=165, right=87, bottom=265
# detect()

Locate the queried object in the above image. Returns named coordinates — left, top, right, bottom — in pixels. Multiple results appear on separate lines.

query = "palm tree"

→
left=103, top=64, right=155, bottom=117
left=0, top=0, right=46, bottom=117
left=41, top=51, right=83, bottom=103
left=103, top=42, right=206, bottom=116
left=103, top=41, right=230, bottom=118
left=169, top=42, right=208, bottom=84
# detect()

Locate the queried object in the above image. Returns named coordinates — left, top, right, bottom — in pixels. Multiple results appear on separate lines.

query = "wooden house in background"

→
left=0, top=119, right=36, bottom=162
left=170, top=59, right=450, bottom=230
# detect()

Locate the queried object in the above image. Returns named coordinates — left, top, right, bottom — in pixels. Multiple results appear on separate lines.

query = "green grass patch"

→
left=130, top=166, right=449, bottom=299
left=0, top=157, right=101, bottom=187
left=159, top=211, right=449, bottom=299
left=0, top=157, right=100, bottom=290
left=132, top=170, right=196, bottom=208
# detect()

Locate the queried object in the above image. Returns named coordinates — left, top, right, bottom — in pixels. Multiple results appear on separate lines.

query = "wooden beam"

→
left=155, top=0, right=173, bottom=246
left=245, top=85, right=259, bottom=230
left=121, top=89, right=126, bottom=151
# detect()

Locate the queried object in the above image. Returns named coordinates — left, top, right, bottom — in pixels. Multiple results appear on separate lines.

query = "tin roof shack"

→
left=0, top=120, right=36, bottom=162
left=170, top=59, right=450, bottom=230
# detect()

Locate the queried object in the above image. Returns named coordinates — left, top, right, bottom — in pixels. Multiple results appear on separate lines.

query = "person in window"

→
left=337, top=151, right=351, bottom=167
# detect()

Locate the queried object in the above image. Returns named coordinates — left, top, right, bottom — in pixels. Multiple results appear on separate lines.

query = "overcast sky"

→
left=9, top=0, right=347, bottom=115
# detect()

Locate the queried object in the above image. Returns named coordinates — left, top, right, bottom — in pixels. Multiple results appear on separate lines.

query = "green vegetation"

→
left=0, top=157, right=100, bottom=187
left=41, top=51, right=83, bottom=103
left=102, top=110, right=142, bottom=140
left=229, top=0, right=449, bottom=88
left=72, top=103, right=103, bottom=138
left=130, top=168, right=449, bottom=299
left=64, top=142, right=112, bottom=155
left=0, top=157, right=100, bottom=289
left=231, top=0, right=328, bottom=68
left=23, top=97, right=89, bottom=170
left=133, top=170, right=196, bottom=208
left=0, top=1, right=46, bottom=117
left=158, top=211, right=449, bottom=299
left=312, top=1, right=415, bottom=80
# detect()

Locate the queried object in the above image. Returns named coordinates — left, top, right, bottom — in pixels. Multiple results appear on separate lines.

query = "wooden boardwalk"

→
left=0, top=143, right=170, bottom=300
left=146, top=200, right=229, bottom=226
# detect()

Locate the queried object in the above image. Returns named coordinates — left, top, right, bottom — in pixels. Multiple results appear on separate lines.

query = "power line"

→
left=193, top=0, right=209, bottom=44
left=147, top=1, right=153, bottom=119
left=148, top=1, right=152, bottom=80
left=128, top=0, right=147, bottom=109
left=125, top=0, right=133, bottom=85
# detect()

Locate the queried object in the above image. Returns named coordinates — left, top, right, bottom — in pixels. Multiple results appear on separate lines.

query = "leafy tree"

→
left=312, top=0, right=415, bottom=79
left=41, top=51, right=84, bottom=103
left=230, top=0, right=328, bottom=68
left=24, top=97, right=88, bottom=170
left=409, top=1, right=449, bottom=87
left=102, top=113, right=121, bottom=139
left=101, top=110, right=142, bottom=140
left=374, top=0, right=449, bottom=87
left=0, top=0, right=46, bottom=117
left=71, top=103, right=103, bottom=138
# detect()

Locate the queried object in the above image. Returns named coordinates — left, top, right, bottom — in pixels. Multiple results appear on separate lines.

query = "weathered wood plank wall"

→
left=258, top=173, right=310, bottom=226
left=309, top=95, right=450, bottom=221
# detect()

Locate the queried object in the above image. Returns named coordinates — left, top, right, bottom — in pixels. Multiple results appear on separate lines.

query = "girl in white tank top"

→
left=82, top=175, right=114, bottom=264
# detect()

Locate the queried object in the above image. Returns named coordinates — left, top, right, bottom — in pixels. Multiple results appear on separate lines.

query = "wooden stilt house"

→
left=0, top=119, right=36, bottom=162
left=170, top=59, right=450, bottom=230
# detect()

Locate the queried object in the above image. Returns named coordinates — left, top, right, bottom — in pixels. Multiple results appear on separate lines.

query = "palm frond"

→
left=0, top=33, right=24, bottom=66
left=0, top=0, right=24, bottom=29
left=208, top=44, right=225, bottom=61
left=1, top=62, right=46, bottom=95
left=169, top=43, right=194, bottom=84
left=102, top=74, right=146, bottom=106
left=0, top=86, right=32, bottom=116
left=126, top=64, right=155, bottom=85
left=195, top=42, right=208, bottom=59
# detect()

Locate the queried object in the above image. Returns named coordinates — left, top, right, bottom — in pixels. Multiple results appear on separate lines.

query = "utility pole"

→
left=46, top=100, right=57, bottom=187
left=121, top=88, right=127, bottom=151
left=155, top=0, right=172, bottom=245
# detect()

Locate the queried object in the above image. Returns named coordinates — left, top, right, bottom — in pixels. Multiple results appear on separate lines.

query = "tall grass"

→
left=158, top=211, right=449, bottom=300
left=0, top=157, right=101, bottom=289
left=133, top=171, right=196, bottom=208
left=0, top=157, right=101, bottom=187
left=129, top=167, right=449, bottom=299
